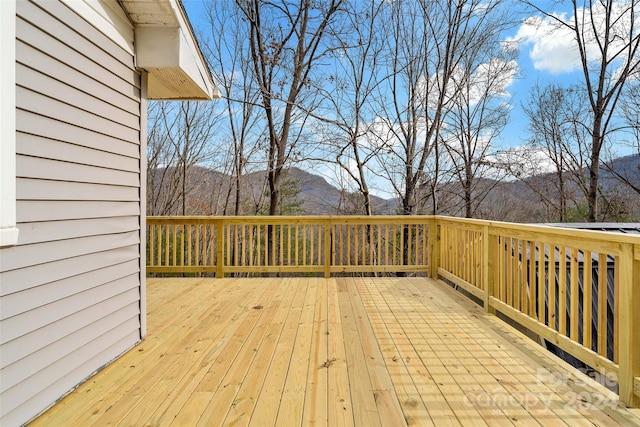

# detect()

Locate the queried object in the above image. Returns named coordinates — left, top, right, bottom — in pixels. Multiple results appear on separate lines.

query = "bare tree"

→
left=235, top=0, right=345, bottom=216
left=524, top=0, right=640, bottom=221
left=622, top=83, right=640, bottom=152
left=310, top=0, right=386, bottom=216
left=372, top=0, right=444, bottom=217
left=441, top=27, right=517, bottom=218
left=603, top=82, right=640, bottom=195
left=520, top=83, right=592, bottom=221
left=348, top=0, right=514, bottom=272
left=147, top=101, right=179, bottom=215
left=371, top=0, right=513, bottom=219
left=146, top=101, right=223, bottom=215
left=202, top=1, right=265, bottom=216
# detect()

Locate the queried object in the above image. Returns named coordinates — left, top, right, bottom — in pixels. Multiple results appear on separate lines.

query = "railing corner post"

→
left=215, top=218, right=224, bottom=278
left=428, top=217, right=440, bottom=279
left=619, top=242, right=640, bottom=407
left=483, top=224, right=495, bottom=315
left=323, top=218, right=331, bottom=278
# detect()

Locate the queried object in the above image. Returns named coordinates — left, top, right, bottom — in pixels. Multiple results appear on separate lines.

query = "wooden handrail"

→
left=146, top=215, right=639, bottom=407
left=147, top=216, right=431, bottom=278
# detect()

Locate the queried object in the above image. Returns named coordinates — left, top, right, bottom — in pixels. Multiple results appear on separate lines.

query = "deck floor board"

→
left=30, top=277, right=640, bottom=426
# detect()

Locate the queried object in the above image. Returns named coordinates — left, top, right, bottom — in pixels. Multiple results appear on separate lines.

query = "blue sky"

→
left=500, top=1, right=586, bottom=151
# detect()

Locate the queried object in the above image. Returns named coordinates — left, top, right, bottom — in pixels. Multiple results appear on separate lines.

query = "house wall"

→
left=0, top=1, right=145, bottom=424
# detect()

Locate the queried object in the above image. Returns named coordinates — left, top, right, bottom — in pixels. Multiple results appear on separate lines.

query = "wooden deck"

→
left=31, top=277, right=640, bottom=426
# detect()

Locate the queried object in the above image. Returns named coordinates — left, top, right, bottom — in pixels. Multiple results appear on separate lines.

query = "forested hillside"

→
left=148, top=155, right=640, bottom=222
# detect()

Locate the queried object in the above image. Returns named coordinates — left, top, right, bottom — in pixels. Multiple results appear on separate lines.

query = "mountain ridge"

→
left=149, top=154, right=639, bottom=221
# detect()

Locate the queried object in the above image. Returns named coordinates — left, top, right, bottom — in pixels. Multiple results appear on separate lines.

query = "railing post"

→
left=428, top=217, right=440, bottom=279
left=483, top=225, right=495, bottom=314
left=324, top=219, right=331, bottom=278
left=216, top=218, right=224, bottom=278
left=618, top=242, right=640, bottom=407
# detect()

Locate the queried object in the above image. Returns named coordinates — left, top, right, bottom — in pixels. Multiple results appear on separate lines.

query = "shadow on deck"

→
left=31, top=277, right=640, bottom=426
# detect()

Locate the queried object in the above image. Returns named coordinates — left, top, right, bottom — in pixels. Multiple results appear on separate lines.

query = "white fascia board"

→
left=177, top=27, right=220, bottom=98
left=1, top=0, right=19, bottom=247
left=131, top=0, right=220, bottom=100
left=172, top=1, right=220, bottom=99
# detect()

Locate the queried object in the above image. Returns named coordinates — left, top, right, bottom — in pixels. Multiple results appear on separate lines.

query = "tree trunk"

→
left=399, top=184, right=414, bottom=276
left=464, top=187, right=472, bottom=219
left=268, top=167, right=281, bottom=216
left=181, top=160, right=186, bottom=216
left=464, top=163, right=473, bottom=218
left=587, top=125, right=602, bottom=222
left=558, top=170, right=566, bottom=222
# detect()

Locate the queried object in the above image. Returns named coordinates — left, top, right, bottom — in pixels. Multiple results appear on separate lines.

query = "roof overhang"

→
left=121, top=0, right=221, bottom=100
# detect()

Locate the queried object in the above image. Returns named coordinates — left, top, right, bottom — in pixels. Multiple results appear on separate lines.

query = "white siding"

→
left=0, top=0, right=18, bottom=247
left=0, top=1, right=143, bottom=425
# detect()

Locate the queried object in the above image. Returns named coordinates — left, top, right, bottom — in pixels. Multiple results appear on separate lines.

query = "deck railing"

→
left=147, top=216, right=433, bottom=277
left=146, top=215, right=639, bottom=407
left=436, top=217, right=640, bottom=409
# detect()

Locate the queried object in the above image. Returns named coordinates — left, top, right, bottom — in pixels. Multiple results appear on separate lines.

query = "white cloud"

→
left=466, top=58, right=519, bottom=102
left=508, top=2, right=636, bottom=75
left=507, top=14, right=582, bottom=74
left=307, top=153, right=396, bottom=199
left=489, top=145, right=556, bottom=178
